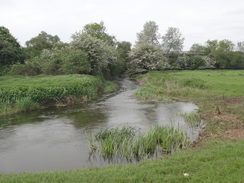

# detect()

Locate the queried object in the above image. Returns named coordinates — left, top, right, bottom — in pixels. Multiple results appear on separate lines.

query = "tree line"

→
left=1, top=21, right=244, bottom=78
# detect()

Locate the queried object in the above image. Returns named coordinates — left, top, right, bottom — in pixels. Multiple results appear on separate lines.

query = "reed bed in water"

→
left=87, top=125, right=190, bottom=161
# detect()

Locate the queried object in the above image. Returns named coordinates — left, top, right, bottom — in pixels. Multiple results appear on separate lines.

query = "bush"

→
left=8, top=62, right=40, bottom=76
left=60, top=50, right=91, bottom=74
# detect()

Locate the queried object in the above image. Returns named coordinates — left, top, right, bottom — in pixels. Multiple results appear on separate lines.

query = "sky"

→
left=1, top=0, right=244, bottom=50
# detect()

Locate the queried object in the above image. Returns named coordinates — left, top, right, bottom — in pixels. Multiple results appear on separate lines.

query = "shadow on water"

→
left=0, top=78, right=202, bottom=173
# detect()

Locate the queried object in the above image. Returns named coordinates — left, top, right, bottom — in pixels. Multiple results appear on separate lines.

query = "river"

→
left=0, top=78, right=201, bottom=173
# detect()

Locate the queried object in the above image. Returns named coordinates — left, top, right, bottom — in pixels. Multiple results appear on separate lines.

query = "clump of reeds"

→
left=179, top=111, right=201, bottom=127
left=87, top=125, right=190, bottom=161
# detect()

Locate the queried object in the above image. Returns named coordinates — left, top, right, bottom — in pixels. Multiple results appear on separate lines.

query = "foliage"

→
left=116, top=41, right=131, bottom=70
left=60, top=49, right=91, bottom=74
left=0, top=26, right=24, bottom=66
left=30, top=48, right=64, bottom=75
left=8, top=62, right=40, bottom=76
left=128, top=44, right=168, bottom=74
left=162, top=27, right=185, bottom=56
left=0, top=75, right=104, bottom=115
left=24, top=31, right=62, bottom=59
left=81, top=21, right=116, bottom=46
left=13, top=47, right=93, bottom=76
left=189, top=43, right=206, bottom=55
left=174, top=54, right=190, bottom=69
left=71, top=33, right=117, bottom=78
left=236, top=41, right=244, bottom=53
left=193, top=39, right=244, bottom=69
left=136, top=21, right=160, bottom=46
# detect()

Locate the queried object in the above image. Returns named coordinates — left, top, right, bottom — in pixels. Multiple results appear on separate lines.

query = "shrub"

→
left=60, top=50, right=91, bottom=74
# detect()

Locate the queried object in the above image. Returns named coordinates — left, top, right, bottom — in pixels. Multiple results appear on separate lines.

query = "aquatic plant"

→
left=88, top=125, right=190, bottom=161
left=179, top=111, right=201, bottom=127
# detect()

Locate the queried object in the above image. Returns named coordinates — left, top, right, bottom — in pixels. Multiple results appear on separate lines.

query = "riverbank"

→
left=0, top=70, right=243, bottom=182
left=0, top=74, right=117, bottom=116
left=134, top=70, right=244, bottom=140
left=0, top=139, right=243, bottom=182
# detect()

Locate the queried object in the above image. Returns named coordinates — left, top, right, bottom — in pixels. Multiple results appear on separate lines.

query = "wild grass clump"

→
left=88, top=125, right=190, bottom=161
left=134, top=83, right=173, bottom=103
left=102, top=80, right=118, bottom=94
left=15, top=97, right=40, bottom=112
left=179, top=78, right=208, bottom=89
left=179, top=111, right=202, bottom=127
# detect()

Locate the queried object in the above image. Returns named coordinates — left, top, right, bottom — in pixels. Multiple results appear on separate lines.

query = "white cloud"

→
left=1, top=0, right=244, bottom=50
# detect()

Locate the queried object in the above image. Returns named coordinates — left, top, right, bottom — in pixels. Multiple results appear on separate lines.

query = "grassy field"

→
left=0, top=74, right=117, bottom=116
left=0, top=70, right=243, bottom=182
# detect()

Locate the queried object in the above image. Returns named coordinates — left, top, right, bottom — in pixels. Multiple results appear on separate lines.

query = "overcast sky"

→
left=1, top=0, right=244, bottom=50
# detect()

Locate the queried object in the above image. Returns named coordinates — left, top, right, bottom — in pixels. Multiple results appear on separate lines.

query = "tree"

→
left=236, top=41, right=244, bottom=53
left=136, top=21, right=160, bottom=46
left=206, top=39, right=235, bottom=68
left=162, top=27, right=184, bottom=56
left=24, top=31, right=61, bottom=59
left=115, top=41, right=132, bottom=74
left=189, top=43, right=206, bottom=55
left=71, top=33, right=117, bottom=77
left=79, top=21, right=116, bottom=46
left=128, top=44, right=168, bottom=74
left=60, top=50, right=91, bottom=74
left=0, top=26, right=24, bottom=66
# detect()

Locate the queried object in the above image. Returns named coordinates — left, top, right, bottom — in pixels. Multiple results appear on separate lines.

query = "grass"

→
left=179, top=111, right=202, bottom=127
left=0, top=70, right=243, bottom=182
left=0, top=139, right=243, bottom=183
left=88, top=126, right=190, bottom=161
left=135, top=70, right=244, bottom=136
left=0, top=74, right=117, bottom=116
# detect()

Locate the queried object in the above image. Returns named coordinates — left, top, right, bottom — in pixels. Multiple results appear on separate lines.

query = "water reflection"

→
left=0, top=78, right=200, bottom=173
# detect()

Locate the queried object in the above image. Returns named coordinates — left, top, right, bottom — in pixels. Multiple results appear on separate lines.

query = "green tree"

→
left=237, top=41, right=244, bottom=53
left=206, top=39, right=235, bottom=68
left=116, top=41, right=132, bottom=73
left=189, top=43, right=206, bottom=55
left=78, top=21, right=116, bottom=46
left=136, top=21, right=160, bottom=46
left=60, top=50, right=91, bottom=74
left=128, top=44, right=168, bottom=74
left=71, top=33, right=117, bottom=77
left=0, top=26, right=24, bottom=67
left=24, top=31, right=61, bottom=59
left=162, top=27, right=185, bottom=56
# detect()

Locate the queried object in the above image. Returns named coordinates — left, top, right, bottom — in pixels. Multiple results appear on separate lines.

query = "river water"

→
left=0, top=79, right=201, bottom=173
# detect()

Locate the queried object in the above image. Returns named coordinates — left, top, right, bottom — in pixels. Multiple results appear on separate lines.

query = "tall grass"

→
left=88, top=125, right=190, bottom=161
left=0, top=75, right=117, bottom=116
left=134, top=83, right=173, bottom=102
left=179, top=111, right=202, bottom=127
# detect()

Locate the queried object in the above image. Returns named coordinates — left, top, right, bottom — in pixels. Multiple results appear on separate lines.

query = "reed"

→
left=179, top=111, right=201, bottom=127
left=88, top=125, right=190, bottom=161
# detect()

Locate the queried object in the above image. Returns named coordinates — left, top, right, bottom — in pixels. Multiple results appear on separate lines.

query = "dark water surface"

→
left=0, top=79, right=201, bottom=173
